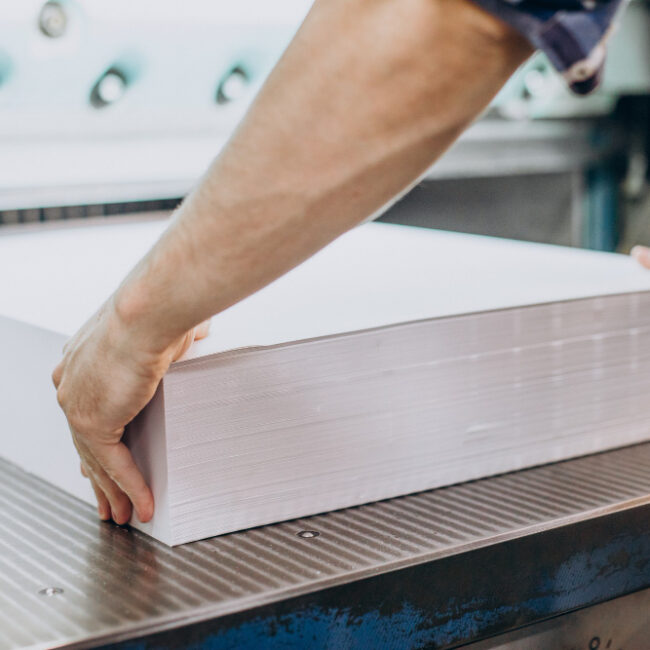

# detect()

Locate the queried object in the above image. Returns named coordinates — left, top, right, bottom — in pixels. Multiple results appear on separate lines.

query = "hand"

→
left=632, top=246, right=650, bottom=269
left=52, top=295, right=209, bottom=525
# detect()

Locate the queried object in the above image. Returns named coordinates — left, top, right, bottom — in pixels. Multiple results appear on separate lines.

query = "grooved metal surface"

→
left=2, top=443, right=650, bottom=649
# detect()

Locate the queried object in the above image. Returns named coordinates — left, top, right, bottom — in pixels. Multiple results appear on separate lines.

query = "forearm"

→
left=115, top=0, right=532, bottom=352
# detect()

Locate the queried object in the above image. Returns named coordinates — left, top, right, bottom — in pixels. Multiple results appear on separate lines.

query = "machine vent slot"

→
left=0, top=198, right=182, bottom=226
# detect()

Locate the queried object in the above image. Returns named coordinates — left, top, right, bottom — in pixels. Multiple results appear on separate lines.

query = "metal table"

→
left=2, top=443, right=650, bottom=649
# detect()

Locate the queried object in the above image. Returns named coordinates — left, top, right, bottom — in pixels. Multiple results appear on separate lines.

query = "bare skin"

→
left=52, top=0, right=535, bottom=525
left=632, top=246, right=650, bottom=269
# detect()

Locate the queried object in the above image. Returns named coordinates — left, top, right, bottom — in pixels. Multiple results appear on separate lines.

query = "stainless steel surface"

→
left=2, top=442, right=650, bottom=648
left=0, top=1, right=309, bottom=212
left=1, top=1, right=647, bottom=212
left=0, top=129, right=614, bottom=212
left=424, top=119, right=621, bottom=180
left=0, top=118, right=619, bottom=212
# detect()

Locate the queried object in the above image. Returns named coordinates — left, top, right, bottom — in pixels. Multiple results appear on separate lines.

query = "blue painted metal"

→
left=107, top=504, right=650, bottom=650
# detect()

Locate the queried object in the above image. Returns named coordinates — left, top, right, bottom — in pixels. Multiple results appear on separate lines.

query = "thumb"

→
left=171, top=321, right=211, bottom=362
left=171, top=330, right=195, bottom=362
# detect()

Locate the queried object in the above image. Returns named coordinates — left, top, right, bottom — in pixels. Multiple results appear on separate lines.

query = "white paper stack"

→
left=2, top=217, right=650, bottom=546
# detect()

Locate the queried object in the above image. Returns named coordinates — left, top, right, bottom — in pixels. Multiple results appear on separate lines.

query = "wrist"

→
left=111, top=280, right=176, bottom=359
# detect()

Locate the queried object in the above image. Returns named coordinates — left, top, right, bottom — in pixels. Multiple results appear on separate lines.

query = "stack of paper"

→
left=2, top=217, right=650, bottom=545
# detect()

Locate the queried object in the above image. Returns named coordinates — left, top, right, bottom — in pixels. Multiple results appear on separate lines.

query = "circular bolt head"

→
left=216, top=67, right=249, bottom=105
left=39, top=587, right=64, bottom=597
left=97, top=72, right=126, bottom=104
left=38, top=2, right=67, bottom=38
left=90, top=68, right=128, bottom=108
left=297, top=530, right=320, bottom=539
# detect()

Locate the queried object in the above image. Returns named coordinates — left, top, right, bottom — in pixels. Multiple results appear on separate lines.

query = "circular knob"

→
left=216, top=66, right=249, bottom=105
left=90, top=68, right=128, bottom=108
left=38, top=1, right=67, bottom=38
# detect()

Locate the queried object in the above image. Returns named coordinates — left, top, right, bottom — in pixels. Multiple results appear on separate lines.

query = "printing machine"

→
left=2, top=2, right=650, bottom=648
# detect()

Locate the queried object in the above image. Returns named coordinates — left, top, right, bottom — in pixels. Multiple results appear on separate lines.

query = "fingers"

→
left=632, top=246, right=650, bottom=269
left=85, top=457, right=133, bottom=525
left=171, top=330, right=194, bottom=362
left=88, top=474, right=111, bottom=521
left=80, top=461, right=114, bottom=522
left=78, top=444, right=144, bottom=526
left=92, top=441, right=154, bottom=523
left=93, top=470, right=132, bottom=525
left=171, top=321, right=212, bottom=362
left=81, top=448, right=153, bottom=526
left=74, top=435, right=133, bottom=525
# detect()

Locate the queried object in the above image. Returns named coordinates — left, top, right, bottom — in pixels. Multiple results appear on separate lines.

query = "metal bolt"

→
left=97, top=72, right=126, bottom=103
left=39, top=587, right=64, bottom=597
left=38, top=2, right=67, bottom=38
left=297, top=530, right=320, bottom=539
left=216, top=67, right=249, bottom=105
left=589, top=638, right=600, bottom=650
left=90, top=68, right=128, bottom=108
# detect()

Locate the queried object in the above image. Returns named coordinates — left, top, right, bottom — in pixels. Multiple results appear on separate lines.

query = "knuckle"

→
left=55, top=385, right=67, bottom=409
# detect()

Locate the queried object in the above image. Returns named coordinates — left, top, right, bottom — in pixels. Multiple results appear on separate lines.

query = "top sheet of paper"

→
left=1, top=217, right=650, bottom=360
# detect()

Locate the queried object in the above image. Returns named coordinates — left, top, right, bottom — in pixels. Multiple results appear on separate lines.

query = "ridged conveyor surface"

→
left=2, top=443, right=650, bottom=649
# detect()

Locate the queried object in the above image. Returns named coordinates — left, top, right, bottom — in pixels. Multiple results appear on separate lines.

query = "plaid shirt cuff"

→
left=471, top=0, right=627, bottom=94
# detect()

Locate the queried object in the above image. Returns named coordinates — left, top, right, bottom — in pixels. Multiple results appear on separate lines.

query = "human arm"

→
left=52, top=0, right=533, bottom=524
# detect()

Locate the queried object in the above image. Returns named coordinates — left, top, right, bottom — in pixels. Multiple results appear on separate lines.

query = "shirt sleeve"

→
left=470, top=0, right=628, bottom=94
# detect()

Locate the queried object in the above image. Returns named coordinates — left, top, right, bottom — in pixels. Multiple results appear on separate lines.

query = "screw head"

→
left=90, top=68, right=128, bottom=108
left=216, top=67, right=249, bottom=105
left=38, top=2, right=67, bottom=38
left=39, top=587, right=64, bottom=597
left=96, top=72, right=126, bottom=104
left=297, top=530, right=320, bottom=539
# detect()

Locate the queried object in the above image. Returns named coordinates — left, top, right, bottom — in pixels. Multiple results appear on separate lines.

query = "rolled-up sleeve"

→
left=471, top=0, right=628, bottom=94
